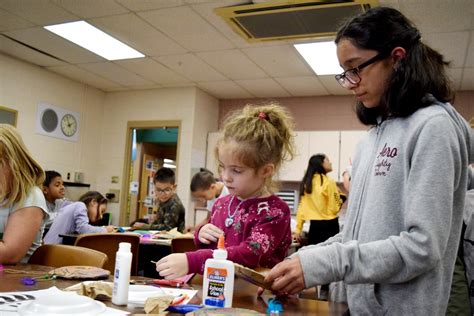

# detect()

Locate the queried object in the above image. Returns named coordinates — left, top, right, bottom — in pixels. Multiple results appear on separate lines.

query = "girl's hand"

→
left=198, top=224, right=224, bottom=244
left=264, top=256, right=306, bottom=296
left=292, top=232, right=302, bottom=244
left=155, top=254, right=189, bottom=279
left=132, top=222, right=145, bottom=229
left=105, top=225, right=115, bottom=232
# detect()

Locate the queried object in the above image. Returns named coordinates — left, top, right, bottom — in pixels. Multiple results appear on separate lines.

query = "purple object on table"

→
left=21, top=277, right=36, bottom=286
left=141, top=234, right=152, bottom=239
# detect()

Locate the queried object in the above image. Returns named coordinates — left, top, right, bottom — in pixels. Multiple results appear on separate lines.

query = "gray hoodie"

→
left=296, top=97, right=473, bottom=315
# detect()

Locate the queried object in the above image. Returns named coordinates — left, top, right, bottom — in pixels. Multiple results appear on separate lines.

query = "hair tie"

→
left=258, top=112, right=267, bottom=120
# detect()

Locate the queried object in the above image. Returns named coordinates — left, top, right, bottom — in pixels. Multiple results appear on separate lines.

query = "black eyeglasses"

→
left=156, top=188, right=173, bottom=195
left=335, top=53, right=388, bottom=88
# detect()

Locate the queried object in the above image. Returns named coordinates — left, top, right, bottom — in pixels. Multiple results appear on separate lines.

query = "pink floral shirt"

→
left=186, top=194, right=292, bottom=274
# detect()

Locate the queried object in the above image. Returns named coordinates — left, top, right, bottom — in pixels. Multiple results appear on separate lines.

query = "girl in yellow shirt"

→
left=295, top=154, right=345, bottom=245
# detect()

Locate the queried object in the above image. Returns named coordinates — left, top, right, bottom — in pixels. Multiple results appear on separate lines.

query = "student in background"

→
left=155, top=104, right=296, bottom=279
left=189, top=168, right=229, bottom=230
left=265, top=7, right=473, bottom=315
left=132, top=167, right=185, bottom=232
left=44, top=191, right=114, bottom=244
left=294, top=154, right=344, bottom=246
left=0, top=124, right=48, bottom=263
left=294, top=154, right=345, bottom=300
left=42, top=170, right=67, bottom=231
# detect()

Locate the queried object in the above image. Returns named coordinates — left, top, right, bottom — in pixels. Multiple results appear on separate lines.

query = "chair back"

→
left=171, top=237, right=197, bottom=253
left=74, top=233, right=140, bottom=275
left=28, top=244, right=108, bottom=268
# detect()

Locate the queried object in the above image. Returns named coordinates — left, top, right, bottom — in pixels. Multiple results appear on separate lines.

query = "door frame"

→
left=120, top=120, right=181, bottom=226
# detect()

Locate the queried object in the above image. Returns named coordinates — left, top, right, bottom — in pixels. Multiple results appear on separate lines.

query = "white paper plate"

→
left=127, top=285, right=166, bottom=306
left=18, top=291, right=106, bottom=316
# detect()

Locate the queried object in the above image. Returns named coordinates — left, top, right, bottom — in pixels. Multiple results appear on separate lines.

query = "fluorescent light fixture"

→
left=164, top=158, right=174, bottom=164
left=163, top=163, right=176, bottom=169
left=44, top=21, right=144, bottom=61
left=294, top=41, right=343, bottom=75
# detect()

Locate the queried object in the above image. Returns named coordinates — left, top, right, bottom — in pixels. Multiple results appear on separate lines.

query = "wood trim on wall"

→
left=120, top=120, right=181, bottom=226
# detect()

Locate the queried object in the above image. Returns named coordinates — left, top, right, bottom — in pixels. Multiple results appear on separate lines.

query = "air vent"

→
left=215, top=0, right=378, bottom=42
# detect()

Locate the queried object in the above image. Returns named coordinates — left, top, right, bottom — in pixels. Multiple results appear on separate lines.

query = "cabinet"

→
left=308, top=131, right=340, bottom=181
left=279, top=132, right=309, bottom=181
left=339, top=130, right=367, bottom=179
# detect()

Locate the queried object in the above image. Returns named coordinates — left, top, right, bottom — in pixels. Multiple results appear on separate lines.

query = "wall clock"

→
left=36, top=102, right=80, bottom=142
left=61, top=113, right=78, bottom=137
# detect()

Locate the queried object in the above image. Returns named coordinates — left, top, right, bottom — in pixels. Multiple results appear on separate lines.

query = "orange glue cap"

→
left=218, top=235, right=225, bottom=249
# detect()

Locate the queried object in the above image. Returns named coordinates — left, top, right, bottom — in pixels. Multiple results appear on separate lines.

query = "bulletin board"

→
left=0, top=106, right=17, bottom=126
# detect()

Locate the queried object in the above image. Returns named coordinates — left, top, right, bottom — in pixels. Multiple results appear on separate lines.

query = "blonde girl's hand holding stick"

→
left=155, top=253, right=189, bottom=280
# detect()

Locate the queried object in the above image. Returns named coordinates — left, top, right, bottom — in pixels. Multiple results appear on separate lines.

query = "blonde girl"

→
left=156, top=104, right=296, bottom=279
left=0, top=124, right=48, bottom=263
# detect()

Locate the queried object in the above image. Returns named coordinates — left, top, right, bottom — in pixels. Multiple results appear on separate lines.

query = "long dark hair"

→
left=79, top=191, right=107, bottom=207
left=335, top=7, right=454, bottom=126
left=300, top=154, right=326, bottom=196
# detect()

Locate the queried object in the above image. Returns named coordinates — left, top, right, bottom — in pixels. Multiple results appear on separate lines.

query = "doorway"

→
left=120, top=120, right=180, bottom=226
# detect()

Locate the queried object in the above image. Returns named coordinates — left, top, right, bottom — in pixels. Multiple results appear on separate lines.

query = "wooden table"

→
left=0, top=264, right=347, bottom=315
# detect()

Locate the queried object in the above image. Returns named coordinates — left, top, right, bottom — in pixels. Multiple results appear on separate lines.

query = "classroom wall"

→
left=219, top=91, right=474, bottom=130
left=0, top=52, right=220, bottom=226
left=0, top=52, right=105, bottom=187
left=99, top=86, right=219, bottom=225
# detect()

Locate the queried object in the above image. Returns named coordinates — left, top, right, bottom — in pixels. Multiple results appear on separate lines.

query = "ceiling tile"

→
left=138, top=6, right=234, bottom=52
left=197, top=80, right=253, bottom=99
left=154, top=53, right=227, bottom=82
left=275, top=76, right=329, bottom=96
left=0, top=0, right=78, bottom=25
left=461, top=67, right=474, bottom=90
left=115, top=0, right=185, bottom=11
left=235, top=78, right=291, bottom=98
left=115, top=58, right=191, bottom=85
left=78, top=62, right=154, bottom=87
left=4, top=27, right=104, bottom=63
left=423, top=31, right=470, bottom=68
left=0, top=35, right=66, bottom=66
left=90, top=13, right=187, bottom=57
left=0, top=8, right=34, bottom=31
left=47, top=64, right=124, bottom=91
left=447, top=67, right=463, bottom=91
left=400, top=1, right=473, bottom=34
left=318, top=75, right=352, bottom=96
left=242, top=45, right=314, bottom=77
left=52, top=0, right=129, bottom=19
left=196, top=49, right=267, bottom=80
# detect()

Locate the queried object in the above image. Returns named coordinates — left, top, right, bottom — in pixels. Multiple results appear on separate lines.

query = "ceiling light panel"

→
left=44, top=21, right=144, bottom=61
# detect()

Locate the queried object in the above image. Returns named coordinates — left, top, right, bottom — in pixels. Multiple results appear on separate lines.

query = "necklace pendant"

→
left=225, top=217, right=233, bottom=227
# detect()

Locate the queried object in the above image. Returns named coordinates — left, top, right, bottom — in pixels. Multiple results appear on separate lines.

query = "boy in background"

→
left=189, top=168, right=229, bottom=231
left=42, top=170, right=67, bottom=232
left=132, top=167, right=185, bottom=232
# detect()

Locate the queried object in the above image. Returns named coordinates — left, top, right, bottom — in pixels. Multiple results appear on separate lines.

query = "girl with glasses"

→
left=265, top=7, right=473, bottom=315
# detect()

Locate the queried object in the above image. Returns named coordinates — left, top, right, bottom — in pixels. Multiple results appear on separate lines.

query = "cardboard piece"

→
left=233, top=263, right=271, bottom=290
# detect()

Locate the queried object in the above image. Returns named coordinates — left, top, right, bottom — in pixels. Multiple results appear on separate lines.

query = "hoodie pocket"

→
left=366, top=284, right=386, bottom=315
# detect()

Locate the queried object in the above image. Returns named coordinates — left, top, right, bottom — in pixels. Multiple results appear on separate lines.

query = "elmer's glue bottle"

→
left=202, top=235, right=234, bottom=308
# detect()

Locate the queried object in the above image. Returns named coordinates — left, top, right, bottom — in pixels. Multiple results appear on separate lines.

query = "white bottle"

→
left=202, top=235, right=234, bottom=308
left=112, top=242, right=132, bottom=305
